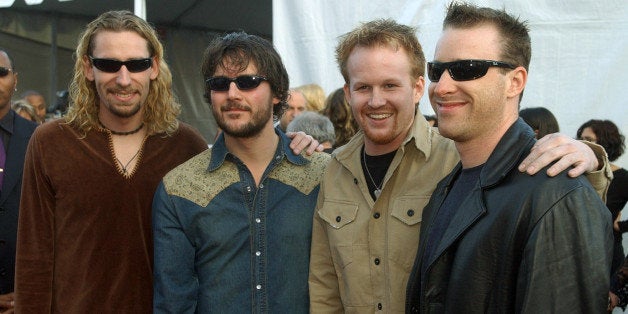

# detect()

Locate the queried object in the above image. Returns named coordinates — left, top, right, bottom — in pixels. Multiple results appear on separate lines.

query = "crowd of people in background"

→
left=0, top=1, right=625, bottom=313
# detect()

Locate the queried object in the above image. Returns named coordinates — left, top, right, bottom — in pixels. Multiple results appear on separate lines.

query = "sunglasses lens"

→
left=0, top=67, right=9, bottom=77
left=235, top=76, right=263, bottom=90
left=91, top=58, right=152, bottom=73
left=206, top=77, right=231, bottom=91
left=427, top=63, right=446, bottom=82
left=92, top=59, right=121, bottom=73
left=450, top=61, right=489, bottom=81
left=428, top=61, right=493, bottom=82
left=206, top=76, right=266, bottom=91
left=125, top=59, right=152, bottom=72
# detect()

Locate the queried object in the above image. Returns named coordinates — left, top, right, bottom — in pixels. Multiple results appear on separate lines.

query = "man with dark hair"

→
left=405, top=3, right=612, bottom=312
left=20, top=90, right=47, bottom=122
left=0, top=48, right=37, bottom=314
left=152, top=32, right=330, bottom=313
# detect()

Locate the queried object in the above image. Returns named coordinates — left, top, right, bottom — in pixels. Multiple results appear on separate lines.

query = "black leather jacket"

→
left=406, top=119, right=613, bottom=313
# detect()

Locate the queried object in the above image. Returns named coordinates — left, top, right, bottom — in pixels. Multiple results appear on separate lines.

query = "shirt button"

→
left=378, top=303, right=382, bottom=310
left=336, top=216, right=341, bottom=222
left=256, top=284, right=262, bottom=290
left=246, top=186, right=252, bottom=192
left=255, top=218, right=261, bottom=223
left=259, top=183, right=264, bottom=189
left=407, top=209, right=415, bottom=217
left=374, top=258, right=380, bottom=265
left=255, top=251, right=261, bottom=256
left=373, top=212, right=380, bottom=219
left=353, top=178, right=358, bottom=184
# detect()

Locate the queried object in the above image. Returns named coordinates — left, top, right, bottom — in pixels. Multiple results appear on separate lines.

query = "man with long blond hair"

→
left=13, top=11, right=208, bottom=313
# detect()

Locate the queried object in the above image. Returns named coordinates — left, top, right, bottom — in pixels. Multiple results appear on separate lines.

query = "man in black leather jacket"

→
left=406, top=3, right=612, bottom=313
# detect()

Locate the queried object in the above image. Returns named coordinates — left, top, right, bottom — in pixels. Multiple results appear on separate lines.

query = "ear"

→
left=413, top=76, right=425, bottom=104
left=150, top=56, right=159, bottom=80
left=343, top=83, right=351, bottom=104
left=507, top=66, right=527, bottom=100
left=83, top=55, right=94, bottom=81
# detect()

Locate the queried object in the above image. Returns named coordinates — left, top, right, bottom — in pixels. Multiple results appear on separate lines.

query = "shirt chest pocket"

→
left=390, top=196, right=425, bottom=226
left=318, top=199, right=358, bottom=230
left=317, top=200, right=359, bottom=268
left=389, top=196, right=428, bottom=271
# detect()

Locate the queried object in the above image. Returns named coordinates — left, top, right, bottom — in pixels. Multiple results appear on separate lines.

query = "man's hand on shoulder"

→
left=518, top=133, right=599, bottom=177
left=286, top=131, right=324, bottom=156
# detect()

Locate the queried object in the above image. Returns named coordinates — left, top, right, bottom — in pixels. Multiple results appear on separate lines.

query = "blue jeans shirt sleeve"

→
left=153, top=181, right=198, bottom=313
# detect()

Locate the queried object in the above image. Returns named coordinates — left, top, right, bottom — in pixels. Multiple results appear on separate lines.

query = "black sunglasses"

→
left=90, top=57, right=153, bottom=73
left=205, top=75, right=268, bottom=91
left=428, top=60, right=517, bottom=82
left=0, top=67, right=13, bottom=77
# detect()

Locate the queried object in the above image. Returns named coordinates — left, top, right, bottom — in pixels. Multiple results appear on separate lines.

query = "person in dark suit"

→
left=0, top=48, right=38, bottom=313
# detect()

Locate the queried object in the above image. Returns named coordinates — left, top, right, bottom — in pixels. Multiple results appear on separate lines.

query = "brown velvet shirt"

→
left=14, top=120, right=207, bottom=313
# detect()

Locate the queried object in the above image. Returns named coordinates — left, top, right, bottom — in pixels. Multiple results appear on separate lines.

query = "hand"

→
left=518, top=133, right=598, bottom=177
left=609, top=292, right=619, bottom=312
left=0, top=292, right=14, bottom=313
left=286, top=131, right=324, bottom=156
left=615, top=214, right=621, bottom=232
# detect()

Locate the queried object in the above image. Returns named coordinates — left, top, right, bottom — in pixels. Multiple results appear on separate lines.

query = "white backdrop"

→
left=273, top=0, right=628, bottom=168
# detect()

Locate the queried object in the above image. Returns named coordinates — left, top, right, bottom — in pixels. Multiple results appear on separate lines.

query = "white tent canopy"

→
left=274, top=0, right=628, bottom=167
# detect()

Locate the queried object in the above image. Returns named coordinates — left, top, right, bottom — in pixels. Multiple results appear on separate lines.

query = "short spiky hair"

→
left=65, top=10, right=180, bottom=136
left=201, top=32, right=290, bottom=118
left=443, top=2, right=531, bottom=71
left=335, top=19, right=426, bottom=84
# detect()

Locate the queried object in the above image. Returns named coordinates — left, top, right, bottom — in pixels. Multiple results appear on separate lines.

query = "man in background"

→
left=287, top=111, right=336, bottom=153
left=277, top=88, right=307, bottom=131
left=0, top=48, right=37, bottom=314
left=21, top=90, right=47, bottom=122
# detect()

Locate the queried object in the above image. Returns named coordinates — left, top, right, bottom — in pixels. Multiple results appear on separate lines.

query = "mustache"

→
left=221, top=102, right=251, bottom=111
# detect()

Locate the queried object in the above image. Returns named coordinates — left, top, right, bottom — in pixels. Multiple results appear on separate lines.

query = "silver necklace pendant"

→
left=363, top=146, right=384, bottom=201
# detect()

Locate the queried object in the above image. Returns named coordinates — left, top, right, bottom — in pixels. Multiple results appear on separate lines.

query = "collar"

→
left=466, top=118, right=536, bottom=189
left=440, top=118, right=536, bottom=193
left=207, top=128, right=310, bottom=172
left=0, top=110, right=15, bottom=135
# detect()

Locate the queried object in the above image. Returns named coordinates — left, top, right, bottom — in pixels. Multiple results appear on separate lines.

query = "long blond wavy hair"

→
left=65, top=10, right=180, bottom=136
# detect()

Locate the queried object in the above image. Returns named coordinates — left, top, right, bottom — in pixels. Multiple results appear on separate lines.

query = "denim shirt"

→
left=152, top=130, right=329, bottom=313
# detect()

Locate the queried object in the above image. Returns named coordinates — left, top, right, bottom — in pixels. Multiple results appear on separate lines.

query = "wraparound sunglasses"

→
left=90, top=57, right=153, bottom=73
left=428, top=59, right=517, bottom=82
left=205, top=75, right=268, bottom=91
left=0, top=67, right=14, bottom=77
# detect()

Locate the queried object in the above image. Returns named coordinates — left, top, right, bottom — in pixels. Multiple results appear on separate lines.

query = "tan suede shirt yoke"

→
left=309, top=113, right=459, bottom=313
